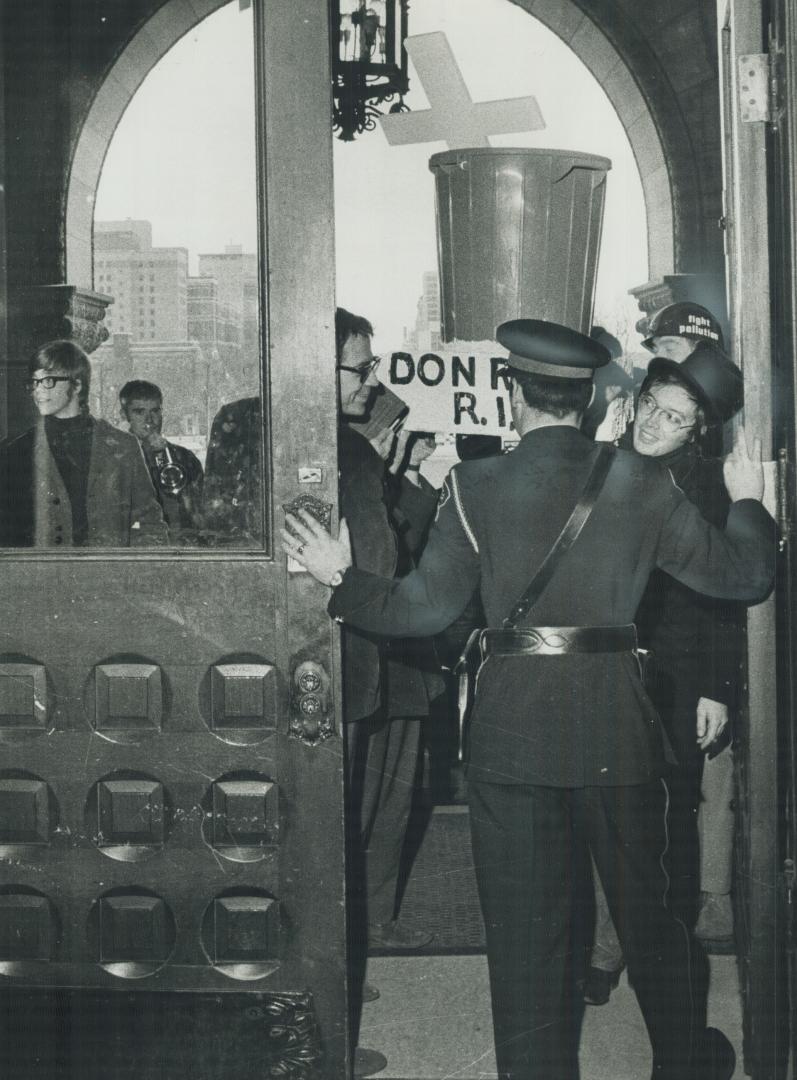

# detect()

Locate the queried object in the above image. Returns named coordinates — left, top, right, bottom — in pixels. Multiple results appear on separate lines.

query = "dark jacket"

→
left=634, top=439, right=745, bottom=710
left=338, top=424, right=442, bottom=723
left=627, top=436, right=747, bottom=761
left=143, top=439, right=204, bottom=539
left=330, top=425, right=776, bottom=786
left=203, top=396, right=264, bottom=545
left=0, top=417, right=168, bottom=547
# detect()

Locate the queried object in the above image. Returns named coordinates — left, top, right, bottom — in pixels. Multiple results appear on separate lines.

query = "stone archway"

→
left=509, top=0, right=676, bottom=285
left=66, top=0, right=677, bottom=292
left=65, top=0, right=230, bottom=288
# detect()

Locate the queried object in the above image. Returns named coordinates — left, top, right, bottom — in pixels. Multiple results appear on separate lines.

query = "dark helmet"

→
left=639, top=302, right=725, bottom=352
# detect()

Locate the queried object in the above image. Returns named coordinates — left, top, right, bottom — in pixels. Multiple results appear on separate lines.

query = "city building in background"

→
left=95, top=220, right=188, bottom=341
left=403, top=270, right=441, bottom=353
left=92, top=221, right=260, bottom=463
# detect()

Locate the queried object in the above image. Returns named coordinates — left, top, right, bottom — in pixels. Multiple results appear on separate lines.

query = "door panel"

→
left=0, top=1, right=345, bottom=1076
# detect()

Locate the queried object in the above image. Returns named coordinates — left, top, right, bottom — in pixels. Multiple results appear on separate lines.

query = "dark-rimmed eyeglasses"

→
left=26, top=375, right=73, bottom=391
left=637, top=391, right=696, bottom=434
left=336, top=356, right=381, bottom=382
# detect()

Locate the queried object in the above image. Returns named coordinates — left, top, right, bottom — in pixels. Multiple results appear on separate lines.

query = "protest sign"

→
left=383, top=342, right=515, bottom=435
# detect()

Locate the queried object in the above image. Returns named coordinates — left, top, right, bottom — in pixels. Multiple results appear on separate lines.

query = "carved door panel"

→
left=0, top=3, right=346, bottom=1078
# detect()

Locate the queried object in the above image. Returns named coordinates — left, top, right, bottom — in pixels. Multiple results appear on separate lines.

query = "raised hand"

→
left=145, top=432, right=168, bottom=452
left=280, top=510, right=352, bottom=586
left=723, top=428, right=764, bottom=503
left=406, top=432, right=437, bottom=469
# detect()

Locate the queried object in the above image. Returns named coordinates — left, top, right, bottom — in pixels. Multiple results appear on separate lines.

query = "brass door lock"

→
left=289, top=661, right=334, bottom=746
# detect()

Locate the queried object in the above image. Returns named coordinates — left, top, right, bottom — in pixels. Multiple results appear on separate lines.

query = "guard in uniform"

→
left=282, top=319, right=776, bottom=1080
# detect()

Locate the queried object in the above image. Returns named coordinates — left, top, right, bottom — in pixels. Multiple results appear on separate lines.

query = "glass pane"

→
left=0, top=2, right=266, bottom=551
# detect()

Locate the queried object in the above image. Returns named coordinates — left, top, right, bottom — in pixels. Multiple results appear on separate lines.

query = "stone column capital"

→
left=629, top=273, right=727, bottom=318
left=7, top=284, right=113, bottom=361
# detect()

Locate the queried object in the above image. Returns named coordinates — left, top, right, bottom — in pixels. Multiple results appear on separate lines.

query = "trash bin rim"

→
left=428, top=147, right=612, bottom=172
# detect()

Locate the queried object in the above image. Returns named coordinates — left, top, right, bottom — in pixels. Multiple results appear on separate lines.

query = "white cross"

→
left=380, top=32, right=545, bottom=148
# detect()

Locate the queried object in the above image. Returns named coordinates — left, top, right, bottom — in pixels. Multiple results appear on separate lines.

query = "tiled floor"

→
left=360, top=953, right=744, bottom=1079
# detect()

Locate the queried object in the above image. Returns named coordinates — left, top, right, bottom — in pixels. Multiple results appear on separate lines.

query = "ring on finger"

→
left=297, top=543, right=305, bottom=556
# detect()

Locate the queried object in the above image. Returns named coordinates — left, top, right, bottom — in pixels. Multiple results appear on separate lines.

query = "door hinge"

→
left=738, top=54, right=771, bottom=123
left=777, top=447, right=792, bottom=551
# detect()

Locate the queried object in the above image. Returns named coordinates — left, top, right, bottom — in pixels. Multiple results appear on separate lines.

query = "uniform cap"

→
left=647, top=341, right=743, bottom=423
left=496, top=319, right=610, bottom=379
left=640, top=302, right=725, bottom=352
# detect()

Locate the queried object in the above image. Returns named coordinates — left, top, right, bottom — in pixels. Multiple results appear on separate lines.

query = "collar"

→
left=515, top=424, right=594, bottom=455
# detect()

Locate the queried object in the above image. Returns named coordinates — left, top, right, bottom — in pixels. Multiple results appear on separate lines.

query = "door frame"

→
left=718, top=0, right=791, bottom=1075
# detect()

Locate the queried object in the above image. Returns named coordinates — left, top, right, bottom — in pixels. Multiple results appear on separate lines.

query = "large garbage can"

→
left=429, top=148, right=611, bottom=341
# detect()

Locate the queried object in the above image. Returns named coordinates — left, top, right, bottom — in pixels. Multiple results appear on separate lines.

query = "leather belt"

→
left=481, top=624, right=637, bottom=657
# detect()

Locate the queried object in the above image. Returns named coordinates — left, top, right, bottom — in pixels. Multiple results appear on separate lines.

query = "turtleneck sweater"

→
left=45, top=413, right=93, bottom=545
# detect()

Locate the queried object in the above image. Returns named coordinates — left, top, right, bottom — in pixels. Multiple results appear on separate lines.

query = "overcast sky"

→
left=95, top=0, right=648, bottom=354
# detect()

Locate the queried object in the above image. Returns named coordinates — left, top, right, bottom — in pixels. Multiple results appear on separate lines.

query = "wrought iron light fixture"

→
left=331, top=0, right=410, bottom=141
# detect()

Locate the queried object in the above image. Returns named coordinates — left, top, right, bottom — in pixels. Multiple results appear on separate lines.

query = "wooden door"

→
left=0, top=2, right=347, bottom=1077
left=718, top=1, right=791, bottom=1075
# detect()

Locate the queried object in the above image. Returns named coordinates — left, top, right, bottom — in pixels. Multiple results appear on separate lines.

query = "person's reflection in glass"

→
left=0, top=340, right=167, bottom=547
left=202, top=395, right=264, bottom=546
left=119, top=380, right=204, bottom=544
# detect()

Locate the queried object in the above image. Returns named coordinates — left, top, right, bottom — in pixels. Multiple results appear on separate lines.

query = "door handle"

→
left=289, top=660, right=334, bottom=746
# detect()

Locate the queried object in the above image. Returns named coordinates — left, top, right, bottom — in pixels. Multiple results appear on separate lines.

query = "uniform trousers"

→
left=655, top=694, right=711, bottom=926
left=468, top=778, right=709, bottom=1080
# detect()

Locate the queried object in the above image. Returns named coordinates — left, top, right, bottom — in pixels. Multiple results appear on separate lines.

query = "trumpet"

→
left=154, top=444, right=188, bottom=496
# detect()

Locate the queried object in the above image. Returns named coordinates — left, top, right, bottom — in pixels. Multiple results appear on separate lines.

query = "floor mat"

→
left=371, top=805, right=486, bottom=956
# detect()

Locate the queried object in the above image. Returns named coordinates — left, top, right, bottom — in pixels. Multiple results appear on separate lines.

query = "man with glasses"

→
left=0, top=339, right=167, bottom=547
left=331, top=307, right=442, bottom=1077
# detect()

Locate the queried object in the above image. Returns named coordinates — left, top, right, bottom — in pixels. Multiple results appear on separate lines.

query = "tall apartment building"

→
left=404, top=270, right=442, bottom=353
left=95, top=219, right=188, bottom=341
left=187, top=275, right=253, bottom=415
left=198, top=246, right=260, bottom=361
left=187, top=276, right=240, bottom=350
left=92, top=223, right=260, bottom=454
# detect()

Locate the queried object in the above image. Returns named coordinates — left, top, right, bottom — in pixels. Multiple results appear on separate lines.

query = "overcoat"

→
left=337, top=423, right=442, bottom=723
left=0, top=417, right=167, bottom=547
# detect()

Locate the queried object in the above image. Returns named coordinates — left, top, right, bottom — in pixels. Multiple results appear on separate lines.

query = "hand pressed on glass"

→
left=281, top=509, right=352, bottom=587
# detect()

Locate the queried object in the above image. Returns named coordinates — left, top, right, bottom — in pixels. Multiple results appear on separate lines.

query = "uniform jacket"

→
left=330, top=425, right=776, bottom=786
left=338, top=423, right=442, bottom=723
left=0, top=417, right=168, bottom=547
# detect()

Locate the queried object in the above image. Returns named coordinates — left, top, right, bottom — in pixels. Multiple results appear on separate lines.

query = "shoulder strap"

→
left=503, top=442, right=616, bottom=629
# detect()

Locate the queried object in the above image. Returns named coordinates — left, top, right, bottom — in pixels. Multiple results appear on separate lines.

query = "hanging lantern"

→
left=330, top=0, right=410, bottom=141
